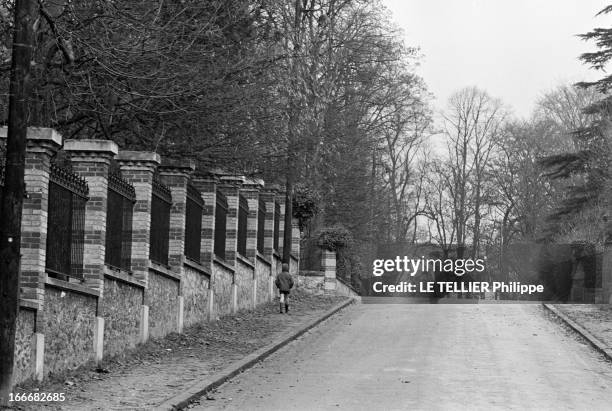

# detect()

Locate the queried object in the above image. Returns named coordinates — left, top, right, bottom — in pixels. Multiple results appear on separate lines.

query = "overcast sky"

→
left=383, top=0, right=612, bottom=119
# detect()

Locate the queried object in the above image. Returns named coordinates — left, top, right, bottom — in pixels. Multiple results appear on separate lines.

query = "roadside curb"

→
left=154, top=297, right=357, bottom=410
left=542, top=303, right=612, bottom=362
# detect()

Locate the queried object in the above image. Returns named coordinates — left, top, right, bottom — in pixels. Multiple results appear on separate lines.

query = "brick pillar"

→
left=64, top=140, right=118, bottom=295
left=0, top=128, right=61, bottom=314
left=291, top=217, right=301, bottom=262
left=242, top=179, right=263, bottom=261
left=322, top=250, right=337, bottom=294
left=218, top=175, right=245, bottom=266
left=260, top=189, right=277, bottom=259
left=192, top=174, right=218, bottom=320
left=158, top=159, right=195, bottom=273
left=191, top=175, right=218, bottom=272
left=115, top=151, right=161, bottom=285
left=274, top=187, right=286, bottom=256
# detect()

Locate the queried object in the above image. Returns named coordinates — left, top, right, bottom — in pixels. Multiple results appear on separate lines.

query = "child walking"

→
left=275, top=263, right=294, bottom=313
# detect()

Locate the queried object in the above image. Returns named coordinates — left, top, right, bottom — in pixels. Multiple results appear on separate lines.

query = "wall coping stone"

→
left=19, top=298, right=40, bottom=311
left=64, top=139, right=118, bottom=156
left=159, top=159, right=196, bottom=176
left=218, top=174, right=246, bottom=185
left=213, top=256, right=235, bottom=274
left=0, top=126, right=62, bottom=147
left=148, top=261, right=181, bottom=282
left=192, top=174, right=219, bottom=184
left=116, top=150, right=161, bottom=165
left=45, top=276, right=100, bottom=298
left=103, top=265, right=145, bottom=289
left=256, top=251, right=272, bottom=267
left=237, top=253, right=255, bottom=270
left=243, top=177, right=264, bottom=189
left=183, top=257, right=211, bottom=277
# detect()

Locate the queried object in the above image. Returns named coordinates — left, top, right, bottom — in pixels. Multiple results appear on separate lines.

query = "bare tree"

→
left=442, top=87, right=506, bottom=257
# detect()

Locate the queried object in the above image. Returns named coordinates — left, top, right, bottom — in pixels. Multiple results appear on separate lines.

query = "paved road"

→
left=189, top=304, right=612, bottom=410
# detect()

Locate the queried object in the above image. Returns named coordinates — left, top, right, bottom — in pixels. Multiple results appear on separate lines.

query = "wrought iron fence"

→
left=46, top=164, right=89, bottom=280
left=257, top=198, right=266, bottom=254
left=214, top=190, right=227, bottom=260
left=273, top=202, right=280, bottom=251
left=185, top=183, right=204, bottom=263
left=0, top=148, right=4, bottom=204
left=150, top=176, right=172, bottom=266
left=237, top=195, right=248, bottom=256
left=105, top=172, right=136, bottom=271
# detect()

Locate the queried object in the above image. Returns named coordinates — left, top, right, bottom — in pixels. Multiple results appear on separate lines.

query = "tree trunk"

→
left=282, top=167, right=293, bottom=266
left=0, top=0, right=36, bottom=403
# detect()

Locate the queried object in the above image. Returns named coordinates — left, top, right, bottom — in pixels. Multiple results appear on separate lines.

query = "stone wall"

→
left=336, top=277, right=360, bottom=297
left=14, top=308, right=36, bottom=383
left=236, top=257, right=254, bottom=311
left=256, top=255, right=271, bottom=304
left=43, top=287, right=96, bottom=375
left=147, top=270, right=179, bottom=338
left=213, top=260, right=234, bottom=317
left=297, top=273, right=325, bottom=295
left=5, top=129, right=302, bottom=387
left=182, top=265, right=210, bottom=327
left=100, top=278, right=143, bottom=357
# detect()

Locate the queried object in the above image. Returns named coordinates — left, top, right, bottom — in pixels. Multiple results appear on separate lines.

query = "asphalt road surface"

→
left=189, top=304, right=612, bottom=410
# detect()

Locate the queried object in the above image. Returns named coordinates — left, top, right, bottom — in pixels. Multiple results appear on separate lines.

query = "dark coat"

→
left=275, top=271, right=294, bottom=292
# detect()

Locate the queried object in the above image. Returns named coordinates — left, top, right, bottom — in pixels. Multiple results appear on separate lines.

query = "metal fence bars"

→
left=0, top=149, right=4, bottom=204
left=150, top=176, right=172, bottom=266
left=185, top=183, right=204, bottom=263
left=273, top=201, right=280, bottom=252
left=105, top=172, right=136, bottom=271
left=45, top=164, right=89, bottom=280
left=237, top=195, right=248, bottom=256
left=214, top=190, right=228, bottom=260
left=257, top=198, right=266, bottom=254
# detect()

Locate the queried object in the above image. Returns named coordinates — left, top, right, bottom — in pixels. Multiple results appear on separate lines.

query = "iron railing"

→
left=0, top=148, right=4, bottom=204
left=237, top=195, right=248, bottom=256
left=214, top=190, right=227, bottom=260
left=257, top=198, right=266, bottom=254
left=185, top=183, right=204, bottom=263
left=105, top=172, right=136, bottom=271
left=46, top=164, right=89, bottom=280
left=273, top=202, right=280, bottom=251
left=150, top=176, right=171, bottom=266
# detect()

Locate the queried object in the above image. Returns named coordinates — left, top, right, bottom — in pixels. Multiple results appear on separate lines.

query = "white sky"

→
left=383, top=0, right=612, bottom=119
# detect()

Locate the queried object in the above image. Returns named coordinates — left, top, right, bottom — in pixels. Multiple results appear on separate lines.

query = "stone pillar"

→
left=158, top=159, right=195, bottom=273
left=322, top=250, right=337, bottom=294
left=0, top=128, right=62, bottom=315
left=242, top=179, right=264, bottom=261
left=218, top=175, right=245, bottom=266
left=191, top=175, right=219, bottom=272
left=64, top=140, right=118, bottom=294
left=115, top=151, right=161, bottom=285
left=93, top=317, right=104, bottom=363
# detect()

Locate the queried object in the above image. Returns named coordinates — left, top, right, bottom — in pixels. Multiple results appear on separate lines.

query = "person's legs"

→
left=283, top=292, right=289, bottom=313
left=279, top=292, right=285, bottom=313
